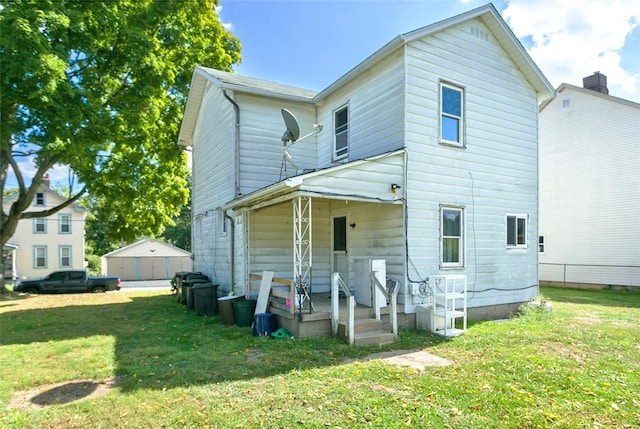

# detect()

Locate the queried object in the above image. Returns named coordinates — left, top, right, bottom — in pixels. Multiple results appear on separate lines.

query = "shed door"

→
left=332, top=216, right=348, bottom=290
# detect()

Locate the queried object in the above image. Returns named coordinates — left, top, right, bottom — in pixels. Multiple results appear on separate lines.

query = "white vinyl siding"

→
left=539, top=85, right=640, bottom=286
left=59, top=245, right=72, bottom=268
left=236, top=94, right=317, bottom=192
left=405, top=18, right=540, bottom=307
left=316, top=49, right=405, bottom=167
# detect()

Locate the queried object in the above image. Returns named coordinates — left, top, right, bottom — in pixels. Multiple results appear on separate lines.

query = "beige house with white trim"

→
left=2, top=179, right=86, bottom=279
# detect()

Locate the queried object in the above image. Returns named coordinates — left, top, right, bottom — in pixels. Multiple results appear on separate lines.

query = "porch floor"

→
left=276, top=292, right=403, bottom=322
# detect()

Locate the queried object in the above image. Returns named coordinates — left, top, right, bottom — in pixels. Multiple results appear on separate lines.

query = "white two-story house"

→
left=539, top=73, right=640, bottom=289
left=178, top=4, right=554, bottom=338
left=3, top=176, right=86, bottom=279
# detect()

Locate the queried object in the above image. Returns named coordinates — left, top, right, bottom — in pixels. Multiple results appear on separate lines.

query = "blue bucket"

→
left=252, top=313, right=277, bottom=337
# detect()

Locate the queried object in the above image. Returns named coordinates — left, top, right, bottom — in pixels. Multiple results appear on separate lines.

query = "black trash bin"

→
left=174, top=272, right=197, bottom=304
left=184, top=278, right=209, bottom=310
left=193, top=283, right=220, bottom=316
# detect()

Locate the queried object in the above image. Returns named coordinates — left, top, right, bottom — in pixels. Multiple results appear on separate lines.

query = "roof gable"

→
left=103, top=238, right=190, bottom=258
left=540, top=83, right=640, bottom=112
left=2, top=184, right=85, bottom=213
left=179, top=3, right=554, bottom=146
left=315, top=3, right=553, bottom=101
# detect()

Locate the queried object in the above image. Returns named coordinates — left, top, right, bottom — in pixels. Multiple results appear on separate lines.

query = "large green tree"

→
left=0, top=0, right=240, bottom=249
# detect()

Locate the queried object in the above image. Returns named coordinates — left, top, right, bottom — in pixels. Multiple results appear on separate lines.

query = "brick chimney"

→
left=582, top=71, right=608, bottom=95
left=42, top=173, right=50, bottom=188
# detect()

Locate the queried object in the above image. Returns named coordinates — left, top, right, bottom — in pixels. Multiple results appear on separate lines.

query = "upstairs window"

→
left=59, top=246, right=72, bottom=268
left=34, top=218, right=47, bottom=233
left=35, top=192, right=45, bottom=206
left=441, top=206, right=464, bottom=267
left=334, top=105, right=349, bottom=160
left=538, top=236, right=545, bottom=253
left=59, top=214, right=71, bottom=234
left=440, top=82, right=464, bottom=146
left=506, top=214, right=527, bottom=248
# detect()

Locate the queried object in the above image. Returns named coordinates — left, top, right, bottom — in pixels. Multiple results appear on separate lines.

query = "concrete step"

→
left=339, top=318, right=395, bottom=346
left=338, top=317, right=384, bottom=335
left=353, top=330, right=396, bottom=346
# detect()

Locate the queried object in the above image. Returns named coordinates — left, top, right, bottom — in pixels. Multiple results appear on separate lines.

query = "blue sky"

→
left=8, top=0, right=639, bottom=189
left=218, top=0, right=640, bottom=103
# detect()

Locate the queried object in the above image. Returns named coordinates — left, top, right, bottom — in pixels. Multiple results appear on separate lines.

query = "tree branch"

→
left=20, top=185, right=88, bottom=219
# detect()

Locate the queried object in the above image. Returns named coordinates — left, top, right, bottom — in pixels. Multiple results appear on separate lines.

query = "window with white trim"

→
left=218, top=210, right=227, bottom=236
left=35, top=192, right=45, bottom=206
left=333, top=104, right=349, bottom=159
left=506, top=214, right=527, bottom=248
left=34, top=218, right=47, bottom=233
left=59, top=246, right=72, bottom=268
left=538, top=236, right=545, bottom=253
left=194, top=216, right=202, bottom=240
left=59, top=213, right=71, bottom=234
left=440, top=82, right=464, bottom=146
left=441, top=206, right=463, bottom=267
left=34, top=246, right=47, bottom=268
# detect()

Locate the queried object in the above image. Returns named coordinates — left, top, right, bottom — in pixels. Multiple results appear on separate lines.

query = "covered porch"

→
left=223, top=150, right=409, bottom=342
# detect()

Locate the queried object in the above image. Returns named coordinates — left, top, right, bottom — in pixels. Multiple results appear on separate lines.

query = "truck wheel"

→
left=92, top=286, right=107, bottom=293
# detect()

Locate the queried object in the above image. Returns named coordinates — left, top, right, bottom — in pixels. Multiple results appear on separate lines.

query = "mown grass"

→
left=1, top=287, right=638, bottom=428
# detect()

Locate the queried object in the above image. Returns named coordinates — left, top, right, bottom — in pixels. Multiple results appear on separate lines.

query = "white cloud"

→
left=503, top=0, right=640, bottom=102
left=214, top=4, right=234, bottom=32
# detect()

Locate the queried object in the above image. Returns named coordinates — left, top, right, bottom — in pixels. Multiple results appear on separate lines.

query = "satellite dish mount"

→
left=279, top=108, right=322, bottom=179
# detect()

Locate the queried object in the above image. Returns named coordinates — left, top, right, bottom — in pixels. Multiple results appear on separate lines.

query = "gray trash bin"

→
left=184, top=278, right=209, bottom=310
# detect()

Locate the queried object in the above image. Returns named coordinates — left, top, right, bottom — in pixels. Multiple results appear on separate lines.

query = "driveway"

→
left=119, top=280, right=171, bottom=292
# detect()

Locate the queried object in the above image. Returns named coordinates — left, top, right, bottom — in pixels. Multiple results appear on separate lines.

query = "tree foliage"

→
left=0, top=0, right=241, bottom=248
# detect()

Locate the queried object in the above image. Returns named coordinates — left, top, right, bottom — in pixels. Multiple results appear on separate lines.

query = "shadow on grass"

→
left=541, top=286, right=640, bottom=309
left=1, top=292, right=441, bottom=394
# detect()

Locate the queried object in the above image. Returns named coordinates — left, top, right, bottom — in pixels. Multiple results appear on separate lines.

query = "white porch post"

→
left=293, top=196, right=312, bottom=298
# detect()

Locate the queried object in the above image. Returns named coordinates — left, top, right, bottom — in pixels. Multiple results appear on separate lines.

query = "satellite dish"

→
left=281, top=109, right=300, bottom=143
left=279, top=108, right=323, bottom=180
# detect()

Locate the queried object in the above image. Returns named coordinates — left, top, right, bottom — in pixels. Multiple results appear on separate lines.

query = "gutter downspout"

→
left=222, top=90, right=239, bottom=296
left=224, top=210, right=235, bottom=296
left=222, top=89, right=240, bottom=197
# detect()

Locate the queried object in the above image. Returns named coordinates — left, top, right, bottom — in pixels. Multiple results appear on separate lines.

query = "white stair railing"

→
left=331, top=273, right=355, bottom=345
left=372, top=276, right=399, bottom=337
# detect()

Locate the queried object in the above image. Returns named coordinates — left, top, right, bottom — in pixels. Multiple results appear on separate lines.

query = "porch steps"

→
left=338, top=318, right=395, bottom=346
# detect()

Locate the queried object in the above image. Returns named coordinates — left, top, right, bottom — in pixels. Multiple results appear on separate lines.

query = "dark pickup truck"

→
left=14, top=270, right=121, bottom=294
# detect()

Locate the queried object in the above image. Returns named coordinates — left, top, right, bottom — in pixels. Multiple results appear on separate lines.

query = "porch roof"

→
left=221, top=150, right=406, bottom=211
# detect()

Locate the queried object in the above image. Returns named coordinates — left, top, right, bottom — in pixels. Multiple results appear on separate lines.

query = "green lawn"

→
left=1, top=287, right=638, bottom=428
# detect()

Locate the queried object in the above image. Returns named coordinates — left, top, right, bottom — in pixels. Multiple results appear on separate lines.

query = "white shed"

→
left=102, top=239, right=192, bottom=281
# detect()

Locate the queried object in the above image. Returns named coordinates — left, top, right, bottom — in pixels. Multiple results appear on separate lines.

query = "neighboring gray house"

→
left=539, top=73, right=640, bottom=289
left=179, top=4, right=554, bottom=338
left=102, top=239, right=192, bottom=281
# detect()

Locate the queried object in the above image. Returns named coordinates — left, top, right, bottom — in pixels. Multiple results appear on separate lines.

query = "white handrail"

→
left=372, top=275, right=400, bottom=337
left=331, top=273, right=354, bottom=345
